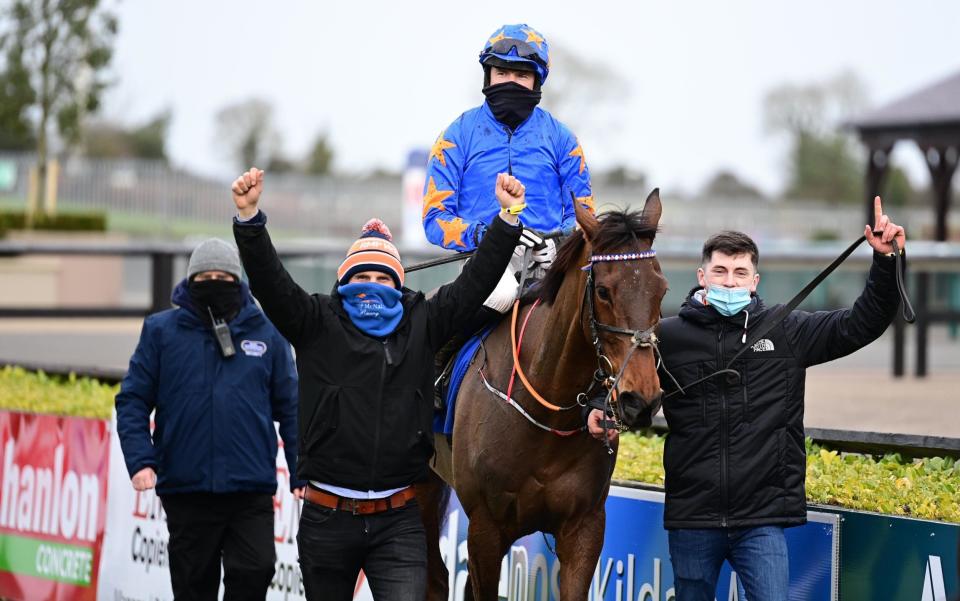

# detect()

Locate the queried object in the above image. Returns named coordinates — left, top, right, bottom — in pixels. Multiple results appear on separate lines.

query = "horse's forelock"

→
left=526, top=209, right=658, bottom=305
left=590, top=209, right=659, bottom=253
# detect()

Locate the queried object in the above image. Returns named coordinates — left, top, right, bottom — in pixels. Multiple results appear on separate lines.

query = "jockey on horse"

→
left=424, top=23, right=595, bottom=400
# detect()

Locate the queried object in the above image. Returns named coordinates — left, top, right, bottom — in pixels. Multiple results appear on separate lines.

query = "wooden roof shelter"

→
left=852, top=70, right=960, bottom=241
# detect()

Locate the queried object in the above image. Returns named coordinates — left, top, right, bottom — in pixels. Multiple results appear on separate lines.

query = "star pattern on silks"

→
left=429, top=132, right=456, bottom=168
left=577, top=194, right=596, bottom=213
left=488, top=30, right=506, bottom=46
left=438, top=217, right=469, bottom=248
left=569, top=142, right=587, bottom=175
left=422, top=176, right=454, bottom=219
left=523, top=28, right=545, bottom=49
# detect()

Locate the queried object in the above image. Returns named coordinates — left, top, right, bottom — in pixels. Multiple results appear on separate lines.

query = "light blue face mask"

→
left=706, top=286, right=752, bottom=317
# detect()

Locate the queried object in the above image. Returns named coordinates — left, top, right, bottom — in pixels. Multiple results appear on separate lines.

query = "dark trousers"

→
left=161, top=492, right=276, bottom=601
left=297, top=499, right=426, bottom=601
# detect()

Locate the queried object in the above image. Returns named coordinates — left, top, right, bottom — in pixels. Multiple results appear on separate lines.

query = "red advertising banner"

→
left=0, top=411, right=110, bottom=601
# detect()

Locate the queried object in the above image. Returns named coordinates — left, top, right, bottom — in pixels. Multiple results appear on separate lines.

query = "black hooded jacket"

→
left=657, top=253, right=901, bottom=529
left=234, top=211, right=520, bottom=490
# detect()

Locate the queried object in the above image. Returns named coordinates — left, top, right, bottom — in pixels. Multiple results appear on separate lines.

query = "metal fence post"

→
left=151, top=252, right=174, bottom=314
left=892, top=314, right=905, bottom=377
left=915, top=271, right=929, bottom=377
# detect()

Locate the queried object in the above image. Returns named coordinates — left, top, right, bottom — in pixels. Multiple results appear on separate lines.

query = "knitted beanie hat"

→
left=337, top=219, right=404, bottom=288
left=187, top=238, right=243, bottom=280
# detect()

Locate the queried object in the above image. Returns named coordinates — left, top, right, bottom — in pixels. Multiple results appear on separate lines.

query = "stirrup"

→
left=433, top=357, right=455, bottom=411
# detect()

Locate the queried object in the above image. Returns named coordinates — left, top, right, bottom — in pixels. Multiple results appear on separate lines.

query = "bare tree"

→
left=764, top=71, right=871, bottom=203
left=539, top=43, right=631, bottom=142
left=214, top=98, right=281, bottom=171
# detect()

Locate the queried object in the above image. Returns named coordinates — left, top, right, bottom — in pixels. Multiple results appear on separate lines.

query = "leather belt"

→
left=303, top=486, right=416, bottom=515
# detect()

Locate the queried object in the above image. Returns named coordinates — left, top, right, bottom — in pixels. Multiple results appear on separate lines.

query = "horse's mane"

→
left=524, top=209, right=659, bottom=305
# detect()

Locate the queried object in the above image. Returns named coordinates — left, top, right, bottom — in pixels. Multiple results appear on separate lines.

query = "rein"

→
left=403, top=229, right=566, bottom=273
left=508, top=298, right=581, bottom=412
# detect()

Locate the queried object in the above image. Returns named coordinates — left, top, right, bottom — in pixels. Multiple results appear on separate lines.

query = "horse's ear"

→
left=641, top=188, right=662, bottom=227
left=574, top=195, right=600, bottom=242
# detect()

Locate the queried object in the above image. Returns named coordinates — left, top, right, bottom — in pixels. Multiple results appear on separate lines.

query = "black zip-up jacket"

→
left=234, top=211, right=521, bottom=490
left=657, top=253, right=901, bottom=529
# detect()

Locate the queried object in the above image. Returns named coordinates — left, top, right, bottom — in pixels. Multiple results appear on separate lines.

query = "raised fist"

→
left=232, top=167, right=264, bottom=218
left=495, top=172, right=525, bottom=211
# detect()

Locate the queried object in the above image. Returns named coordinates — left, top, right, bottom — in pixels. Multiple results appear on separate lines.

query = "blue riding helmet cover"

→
left=480, top=24, right=550, bottom=85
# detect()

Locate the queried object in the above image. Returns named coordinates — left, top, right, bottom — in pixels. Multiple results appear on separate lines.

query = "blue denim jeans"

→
left=668, top=526, right=788, bottom=601
left=297, top=499, right=426, bottom=601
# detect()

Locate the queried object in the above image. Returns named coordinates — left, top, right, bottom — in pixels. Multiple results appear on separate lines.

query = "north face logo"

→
left=751, top=339, right=775, bottom=352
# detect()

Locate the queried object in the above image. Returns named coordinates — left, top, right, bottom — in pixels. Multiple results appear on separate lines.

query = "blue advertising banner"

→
left=438, top=484, right=838, bottom=600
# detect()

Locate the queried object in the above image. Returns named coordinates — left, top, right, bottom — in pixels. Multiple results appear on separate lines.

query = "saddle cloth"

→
left=433, top=325, right=494, bottom=435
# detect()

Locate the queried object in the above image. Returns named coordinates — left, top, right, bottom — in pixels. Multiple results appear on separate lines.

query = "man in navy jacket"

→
left=116, top=238, right=303, bottom=601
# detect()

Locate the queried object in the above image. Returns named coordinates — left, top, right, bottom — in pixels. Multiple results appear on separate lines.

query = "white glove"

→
left=530, top=238, right=557, bottom=270
left=519, top=228, right=544, bottom=249
left=482, top=266, right=520, bottom=313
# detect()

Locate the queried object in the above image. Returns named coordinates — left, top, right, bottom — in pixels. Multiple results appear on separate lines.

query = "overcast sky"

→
left=105, top=0, right=960, bottom=195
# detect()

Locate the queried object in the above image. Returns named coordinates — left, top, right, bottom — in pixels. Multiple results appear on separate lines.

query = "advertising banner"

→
left=96, top=419, right=312, bottom=601
left=437, top=485, right=839, bottom=601
left=0, top=411, right=110, bottom=601
left=825, top=508, right=959, bottom=600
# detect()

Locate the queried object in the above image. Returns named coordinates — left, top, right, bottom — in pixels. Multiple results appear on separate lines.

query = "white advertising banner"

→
left=96, top=417, right=368, bottom=601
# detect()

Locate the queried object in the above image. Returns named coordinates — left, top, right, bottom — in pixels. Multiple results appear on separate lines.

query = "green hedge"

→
left=1, top=367, right=957, bottom=523
left=0, top=210, right=107, bottom=236
left=0, top=366, right=117, bottom=419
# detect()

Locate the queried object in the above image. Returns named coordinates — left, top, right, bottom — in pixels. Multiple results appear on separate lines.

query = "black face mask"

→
left=188, top=279, right=243, bottom=322
left=482, top=81, right=542, bottom=130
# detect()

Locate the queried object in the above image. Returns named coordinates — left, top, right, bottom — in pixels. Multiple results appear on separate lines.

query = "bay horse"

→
left=417, top=190, right=668, bottom=601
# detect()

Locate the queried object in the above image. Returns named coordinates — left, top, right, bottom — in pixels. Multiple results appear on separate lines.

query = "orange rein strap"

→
left=508, top=298, right=568, bottom=412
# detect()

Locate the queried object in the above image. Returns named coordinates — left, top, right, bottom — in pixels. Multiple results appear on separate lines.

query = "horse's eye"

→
left=597, top=286, right=611, bottom=301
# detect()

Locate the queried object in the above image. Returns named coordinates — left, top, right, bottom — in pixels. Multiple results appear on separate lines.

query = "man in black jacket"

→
left=588, top=197, right=905, bottom=600
left=230, top=167, right=523, bottom=601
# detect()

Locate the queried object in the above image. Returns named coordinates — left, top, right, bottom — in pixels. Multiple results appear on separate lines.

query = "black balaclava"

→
left=482, top=81, right=542, bottom=130
left=188, top=279, right=243, bottom=322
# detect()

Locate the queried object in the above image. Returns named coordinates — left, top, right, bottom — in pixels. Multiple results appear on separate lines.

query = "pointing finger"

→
left=874, top=196, right=883, bottom=230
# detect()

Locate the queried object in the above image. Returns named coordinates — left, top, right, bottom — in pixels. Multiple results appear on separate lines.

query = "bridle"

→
left=479, top=244, right=665, bottom=444
left=579, top=250, right=664, bottom=444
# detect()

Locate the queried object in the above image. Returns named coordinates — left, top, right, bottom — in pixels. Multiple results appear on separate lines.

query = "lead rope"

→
left=663, top=234, right=915, bottom=400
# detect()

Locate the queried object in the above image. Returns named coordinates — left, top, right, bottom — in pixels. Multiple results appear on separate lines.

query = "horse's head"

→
left=575, top=190, right=668, bottom=428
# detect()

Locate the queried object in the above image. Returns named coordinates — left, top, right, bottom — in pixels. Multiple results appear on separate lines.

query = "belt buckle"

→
left=342, top=498, right=360, bottom=515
